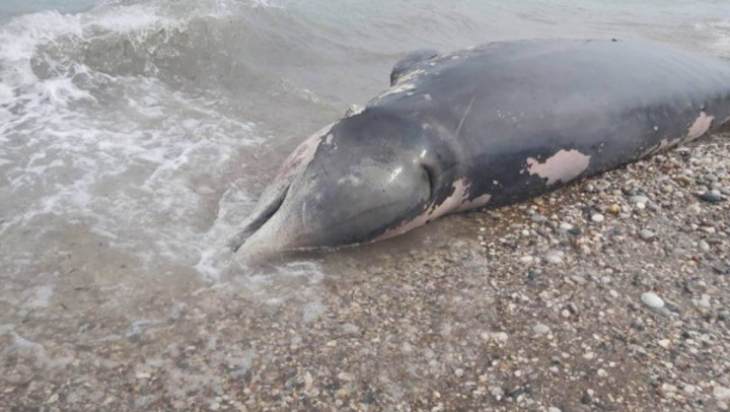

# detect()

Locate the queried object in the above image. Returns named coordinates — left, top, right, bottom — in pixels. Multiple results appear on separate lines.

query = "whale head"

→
left=230, top=108, right=457, bottom=262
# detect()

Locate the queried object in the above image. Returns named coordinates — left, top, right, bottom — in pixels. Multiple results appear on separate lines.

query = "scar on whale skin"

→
left=526, top=149, right=591, bottom=185
left=687, top=111, right=714, bottom=141
left=375, top=178, right=491, bottom=241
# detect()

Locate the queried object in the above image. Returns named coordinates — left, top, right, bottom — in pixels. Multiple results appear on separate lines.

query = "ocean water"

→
left=1, top=0, right=729, bottom=298
left=0, top=0, right=98, bottom=21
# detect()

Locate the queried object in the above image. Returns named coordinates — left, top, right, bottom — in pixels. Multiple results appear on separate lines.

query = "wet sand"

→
left=2, top=133, right=729, bottom=411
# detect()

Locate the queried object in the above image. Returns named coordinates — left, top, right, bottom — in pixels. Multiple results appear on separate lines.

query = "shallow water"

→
left=1, top=0, right=730, bottom=380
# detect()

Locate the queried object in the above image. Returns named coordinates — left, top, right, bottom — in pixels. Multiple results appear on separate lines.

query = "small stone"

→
left=548, top=407, right=561, bottom=412
left=683, top=384, right=697, bottom=395
left=559, top=222, right=574, bottom=231
left=136, top=372, right=151, bottom=380
left=533, top=323, right=551, bottom=336
left=545, top=250, right=564, bottom=264
left=699, top=240, right=710, bottom=252
left=641, top=292, right=664, bottom=310
left=531, top=214, right=547, bottom=223
left=696, top=294, right=711, bottom=309
left=520, top=255, right=535, bottom=264
left=639, top=229, right=655, bottom=241
left=698, top=190, right=725, bottom=203
left=581, top=389, right=594, bottom=404
left=338, top=372, right=354, bottom=381
left=303, top=371, right=314, bottom=392
left=662, top=383, right=678, bottom=394
left=482, top=331, right=508, bottom=343
left=454, top=368, right=464, bottom=378
left=607, top=204, right=621, bottom=215
left=591, top=213, right=605, bottom=223
left=630, top=195, right=649, bottom=208
left=658, top=339, right=671, bottom=349
left=714, top=385, right=730, bottom=401
left=490, top=386, right=504, bottom=401
left=47, top=393, right=59, bottom=404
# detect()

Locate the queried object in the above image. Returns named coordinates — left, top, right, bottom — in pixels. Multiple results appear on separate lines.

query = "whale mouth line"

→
left=229, top=185, right=289, bottom=253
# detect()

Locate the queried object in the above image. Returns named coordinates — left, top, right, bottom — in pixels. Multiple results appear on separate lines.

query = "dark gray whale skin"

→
left=232, top=39, right=730, bottom=260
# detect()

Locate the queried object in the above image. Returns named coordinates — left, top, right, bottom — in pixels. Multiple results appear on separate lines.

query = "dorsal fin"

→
left=390, top=49, right=439, bottom=86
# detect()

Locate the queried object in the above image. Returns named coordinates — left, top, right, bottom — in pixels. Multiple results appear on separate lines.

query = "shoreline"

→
left=2, top=133, right=729, bottom=411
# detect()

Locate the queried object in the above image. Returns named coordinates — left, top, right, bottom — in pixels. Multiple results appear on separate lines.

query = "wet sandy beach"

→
left=3, top=133, right=729, bottom=411
left=2, top=1, right=730, bottom=410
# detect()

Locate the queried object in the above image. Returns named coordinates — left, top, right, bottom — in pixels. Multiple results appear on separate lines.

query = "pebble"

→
left=46, top=393, right=59, bottom=404
left=630, top=195, right=649, bottom=209
left=545, top=250, right=564, bottom=264
left=698, top=190, right=725, bottom=203
left=490, top=386, right=504, bottom=401
left=607, top=204, right=621, bottom=215
left=135, top=372, right=151, bottom=380
left=531, top=213, right=547, bottom=223
left=696, top=294, right=711, bottom=309
left=482, top=331, right=509, bottom=343
left=591, top=213, right=605, bottom=223
left=520, top=255, right=535, bottom=264
left=639, top=229, right=655, bottom=241
left=641, top=292, right=665, bottom=310
left=559, top=222, right=574, bottom=231
left=661, top=383, right=678, bottom=395
left=715, top=385, right=730, bottom=401
left=699, top=240, right=710, bottom=252
left=533, top=323, right=551, bottom=336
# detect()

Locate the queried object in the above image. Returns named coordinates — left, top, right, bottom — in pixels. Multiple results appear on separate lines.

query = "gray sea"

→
left=1, top=0, right=729, bottom=313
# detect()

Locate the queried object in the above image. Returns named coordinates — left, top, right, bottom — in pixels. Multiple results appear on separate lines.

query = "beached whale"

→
left=231, top=39, right=730, bottom=260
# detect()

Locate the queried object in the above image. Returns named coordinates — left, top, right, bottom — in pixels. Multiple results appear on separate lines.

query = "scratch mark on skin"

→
left=526, top=149, right=591, bottom=185
left=455, top=95, right=477, bottom=139
left=337, top=175, right=362, bottom=186
left=302, top=201, right=308, bottom=229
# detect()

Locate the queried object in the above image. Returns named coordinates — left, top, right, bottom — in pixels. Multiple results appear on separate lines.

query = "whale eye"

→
left=422, top=163, right=436, bottom=199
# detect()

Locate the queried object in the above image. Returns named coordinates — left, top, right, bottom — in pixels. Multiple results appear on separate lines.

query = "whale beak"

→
left=230, top=157, right=432, bottom=263
left=228, top=179, right=293, bottom=261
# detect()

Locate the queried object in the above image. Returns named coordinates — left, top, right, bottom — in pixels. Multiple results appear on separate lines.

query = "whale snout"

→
left=232, top=154, right=432, bottom=262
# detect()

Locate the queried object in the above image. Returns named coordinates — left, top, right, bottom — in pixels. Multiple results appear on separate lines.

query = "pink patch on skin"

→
left=456, top=193, right=492, bottom=212
left=375, top=178, right=490, bottom=241
left=526, top=149, right=591, bottom=186
left=687, top=111, right=714, bottom=140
